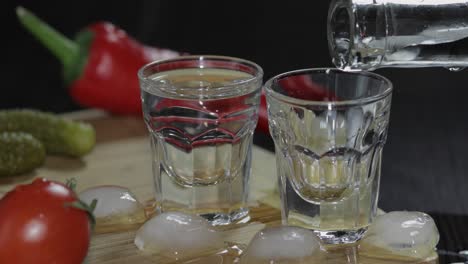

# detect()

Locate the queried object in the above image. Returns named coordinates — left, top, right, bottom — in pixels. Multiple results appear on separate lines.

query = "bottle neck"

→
left=328, top=0, right=468, bottom=71
left=328, top=0, right=388, bottom=71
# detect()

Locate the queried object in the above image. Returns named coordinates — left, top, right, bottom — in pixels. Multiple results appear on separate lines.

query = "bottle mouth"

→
left=327, top=0, right=353, bottom=70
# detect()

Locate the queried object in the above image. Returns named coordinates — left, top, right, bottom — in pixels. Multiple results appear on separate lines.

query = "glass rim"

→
left=137, top=55, right=264, bottom=99
left=264, top=68, right=393, bottom=106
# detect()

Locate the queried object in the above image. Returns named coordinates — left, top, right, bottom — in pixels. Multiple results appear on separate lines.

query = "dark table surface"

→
left=4, top=1, right=468, bottom=263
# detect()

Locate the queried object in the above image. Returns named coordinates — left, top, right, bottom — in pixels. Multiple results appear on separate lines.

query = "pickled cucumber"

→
left=0, top=110, right=95, bottom=157
left=0, top=132, right=46, bottom=177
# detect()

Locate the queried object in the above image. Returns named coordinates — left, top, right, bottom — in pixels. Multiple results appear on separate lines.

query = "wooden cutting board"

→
left=0, top=110, right=438, bottom=264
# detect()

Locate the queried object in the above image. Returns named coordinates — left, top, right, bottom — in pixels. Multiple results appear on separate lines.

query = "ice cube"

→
left=79, top=186, right=142, bottom=218
left=134, top=212, right=223, bottom=259
left=361, top=211, right=439, bottom=259
left=240, top=226, right=322, bottom=263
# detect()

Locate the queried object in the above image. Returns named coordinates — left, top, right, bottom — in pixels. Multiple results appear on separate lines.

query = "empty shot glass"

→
left=265, top=68, right=392, bottom=244
left=138, top=55, right=263, bottom=225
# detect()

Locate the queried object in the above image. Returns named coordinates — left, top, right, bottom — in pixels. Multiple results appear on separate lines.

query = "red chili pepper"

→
left=16, top=7, right=332, bottom=136
left=258, top=90, right=269, bottom=134
left=16, top=7, right=181, bottom=115
left=72, top=23, right=183, bottom=115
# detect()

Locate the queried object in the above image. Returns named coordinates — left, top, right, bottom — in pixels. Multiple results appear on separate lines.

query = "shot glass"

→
left=138, top=55, right=263, bottom=225
left=265, top=68, right=392, bottom=244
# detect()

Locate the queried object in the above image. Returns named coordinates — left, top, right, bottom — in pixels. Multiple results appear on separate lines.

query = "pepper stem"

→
left=16, top=6, right=79, bottom=69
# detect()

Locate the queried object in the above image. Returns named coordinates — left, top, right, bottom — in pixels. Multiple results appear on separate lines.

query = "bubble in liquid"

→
left=387, top=47, right=420, bottom=61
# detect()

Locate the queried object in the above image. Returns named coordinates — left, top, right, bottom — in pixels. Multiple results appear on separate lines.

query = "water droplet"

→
left=448, top=67, right=465, bottom=72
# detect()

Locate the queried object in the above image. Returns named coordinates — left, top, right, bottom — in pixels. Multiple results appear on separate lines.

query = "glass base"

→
left=200, top=207, right=249, bottom=226
left=314, top=227, right=368, bottom=244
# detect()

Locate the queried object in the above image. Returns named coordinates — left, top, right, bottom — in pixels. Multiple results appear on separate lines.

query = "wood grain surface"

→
left=0, top=110, right=440, bottom=263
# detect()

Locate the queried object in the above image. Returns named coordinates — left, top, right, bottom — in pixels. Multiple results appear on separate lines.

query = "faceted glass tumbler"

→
left=265, top=68, right=392, bottom=244
left=138, top=55, right=263, bottom=225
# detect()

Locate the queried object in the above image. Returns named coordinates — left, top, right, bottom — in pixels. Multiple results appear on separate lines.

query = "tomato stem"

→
left=66, top=178, right=78, bottom=191
left=89, top=199, right=97, bottom=212
left=63, top=178, right=97, bottom=230
left=66, top=200, right=98, bottom=230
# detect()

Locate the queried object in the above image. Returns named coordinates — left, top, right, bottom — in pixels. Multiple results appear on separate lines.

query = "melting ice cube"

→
left=362, top=211, right=439, bottom=259
left=79, top=185, right=142, bottom=218
left=134, top=212, right=223, bottom=258
left=240, top=226, right=322, bottom=263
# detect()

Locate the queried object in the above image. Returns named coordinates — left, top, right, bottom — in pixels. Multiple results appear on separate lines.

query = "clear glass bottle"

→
left=328, top=0, right=468, bottom=71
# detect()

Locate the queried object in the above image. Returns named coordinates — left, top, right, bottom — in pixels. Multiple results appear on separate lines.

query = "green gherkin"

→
left=0, top=109, right=96, bottom=157
left=0, top=132, right=46, bottom=176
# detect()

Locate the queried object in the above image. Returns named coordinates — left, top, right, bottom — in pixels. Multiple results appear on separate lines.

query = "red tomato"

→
left=0, top=178, right=92, bottom=264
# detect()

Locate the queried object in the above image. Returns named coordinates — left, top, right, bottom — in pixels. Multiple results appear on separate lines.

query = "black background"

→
left=3, top=0, right=468, bottom=259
